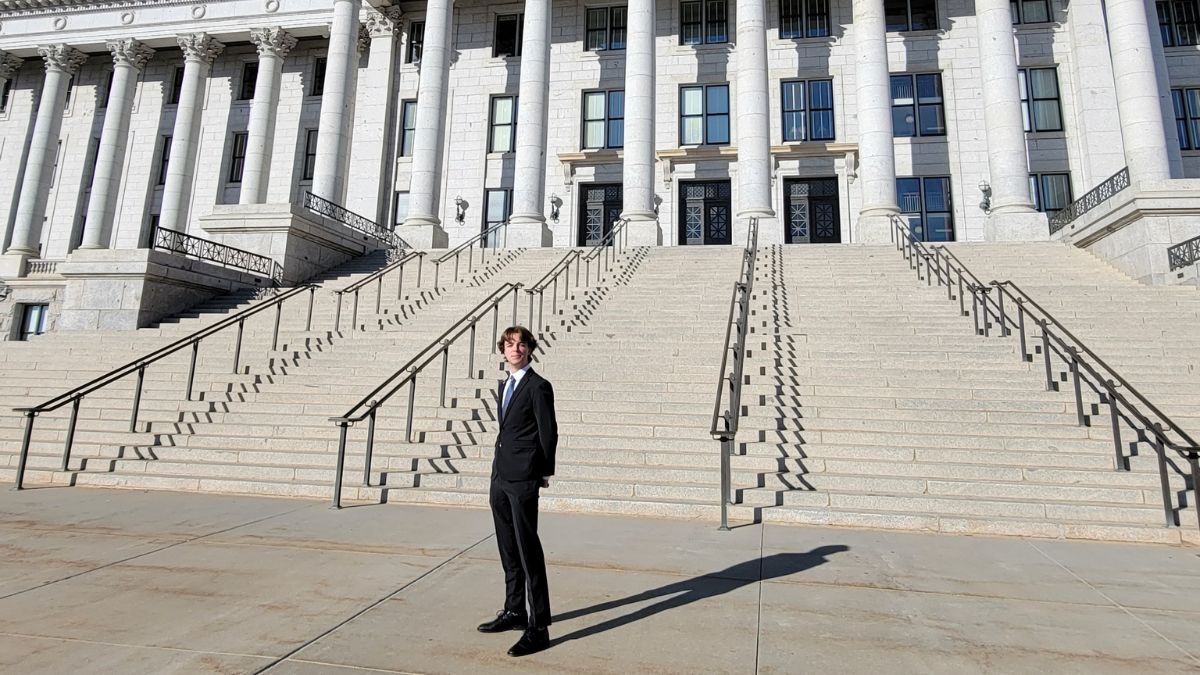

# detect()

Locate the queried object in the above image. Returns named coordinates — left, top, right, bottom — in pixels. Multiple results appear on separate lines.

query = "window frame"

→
left=780, top=78, right=835, bottom=142
left=238, top=61, right=258, bottom=101
left=488, top=95, right=519, bottom=153
left=98, top=70, right=113, bottom=110
left=1157, top=0, right=1200, bottom=47
left=18, top=303, right=49, bottom=341
left=1174, top=88, right=1200, bottom=150
left=779, top=0, right=832, bottom=39
left=680, top=1, right=730, bottom=45
left=1028, top=172, right=1073, bottom=215
left=168, top=66, right=185, bottom=105
left=1018, top=67, right=1064, bottom=133
left=581, top=89, right=625, bottom=150
left=157, top=135, right=172, bottom=186
left=483, top=188, right=513, bottom=247
left=394, top=191, right=410, bottom=227
left=494, top=14, right=524, bottom=58
left=227, top=131, right=249, bottom=184
left=884, top=0, right=938, bottom=32
left=302, top=129, right=319, bottom=181
left=896, top=176, right=955, bottom=242
left=0, top=77, right=12, bottom=113
left=1010, top=0, right=1051, bottom=24
left=586, top=6, right=628, bottom=51
left=311, top=57, right=327, bottom=97
left=678, top=83, right=730, bottom=146
left=400, top=100, right=418, bottom=157
left=890, top=73, right=946, bottom=138
left=407, top=21, right=425, bottom=63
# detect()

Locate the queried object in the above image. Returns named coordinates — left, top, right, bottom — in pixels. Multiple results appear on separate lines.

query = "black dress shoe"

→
left=477, top=610, right=528, bottom=633
left=507, top=627, right=549, bottom=657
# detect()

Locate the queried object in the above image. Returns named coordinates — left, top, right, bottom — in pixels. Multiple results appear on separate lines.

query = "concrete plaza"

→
left=0, top=487, right=1197, bottom=674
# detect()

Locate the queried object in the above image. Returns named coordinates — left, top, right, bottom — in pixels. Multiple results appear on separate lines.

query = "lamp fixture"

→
left=454, top=194, right=466, bottom=224
left=977, top=180, right=992, bottom=214
left=549, top=193, right=562, bottom=222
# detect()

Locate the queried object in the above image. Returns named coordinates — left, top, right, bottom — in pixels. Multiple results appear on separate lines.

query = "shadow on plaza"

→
left=549, top=545, right=849, bottom=646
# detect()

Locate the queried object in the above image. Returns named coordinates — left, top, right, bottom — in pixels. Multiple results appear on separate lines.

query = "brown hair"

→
left=497, top=325, right=538, bottom=354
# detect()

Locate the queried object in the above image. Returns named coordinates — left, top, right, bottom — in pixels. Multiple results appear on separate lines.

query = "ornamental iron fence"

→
left=1167, top=235, right=1200, bottom=272
left=1048, top=167, right=1130, bottom=234
left=151, top=225, right=282, bottom=284
left=303, top=192, right=407, bottom=250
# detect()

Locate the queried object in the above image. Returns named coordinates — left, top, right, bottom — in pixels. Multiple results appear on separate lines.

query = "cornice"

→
left=0, top=1, right=205, bottom=17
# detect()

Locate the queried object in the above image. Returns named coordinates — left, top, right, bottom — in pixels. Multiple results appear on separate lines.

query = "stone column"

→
left=852, top=0, right=899, bottom=243
left=240, top=27, right=297, bottom=205
left=1105, top=0, right=1171, bottom=186
left=0, top=51, right=23, bottom=258
left=622, top=0, right=659, bottom=246
left=312, top=0, right=361, bottom=203
left=734, top=0, right=777, bottom=244
left=3, top=45, right=87, bottom=271
left=975, top=0, right=1046, bottom=241
left=401, top=0, right=453, bottom=248
left=345, top=6, right=403, bottom=221
left=507, top=0, right=553, bottom=247
left=1065, top=0, right=1125, bottom=187
left=1146, top=0, right=1183, bottom=179
left=159, top=33, right=224, bottom=233
left=78, top=40, right=155, bottom=250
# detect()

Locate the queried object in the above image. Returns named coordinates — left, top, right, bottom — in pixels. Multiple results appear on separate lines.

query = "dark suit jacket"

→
left=495, top=368, right=558, bottom=482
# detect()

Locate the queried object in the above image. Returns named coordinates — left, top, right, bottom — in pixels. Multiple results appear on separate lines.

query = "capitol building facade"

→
left=0, top=0, right=1196, bottom=334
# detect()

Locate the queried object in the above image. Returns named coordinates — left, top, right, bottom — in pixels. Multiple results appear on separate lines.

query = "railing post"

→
left=363, top=408, right=377, bottom=487
left=416, top=253, right=424, bottom=288
left=467, top=319, right=477, bottom=378
left=453, top=255, right=460, bottom=284
left=980, top=287, right=992, bottom=338
left=397, top=260, right=406, bottom=300
left=305, top=287, right=315, bottom=332
left=352, top=290, right=361, bottom=332
left=512, top=287, right=520, bottom=325
left=527, top=289, right=535, bottom=329
left=1041, top=323, right=1054, bottom=391
left=1016, top=301, right=1029, bottom=362
left=271, top=302, right=282, bottom=352
left=1151, top=424, right=1179, bottom=527
left=1191, top=454, right=1200, bottom=534
left=719, top=437, right=731, bottom=531
left=1068, top=347, right=1086, bottom=426
left=334, top=293, right=344, bottom=332
left=1105, top=380, right=1126, bottom=471
left=491, top=302, right=500, bottom=354
left=995, top=287, right=1008, bottom=336
left=971, top=286, right=982, bottom=335
left=130, top=365, right=146, bottom=433
left=376, top=276, right=383, bottom=314
left=186, top=341, right=199, bottom=401
left=434, top=260, right=441, bottom=290
left=62, top=397, right=80, bottom=471
left=332, top=421, right=349, bottom=509
left=551, top=277, right=559, bottom=327
left=405, top=373, right=418, bottom=443
left=439, top=341, right=450, bottom=408
left=233, top=319, right=245, bottom=374
left=14, top=411, right=37, bottom=489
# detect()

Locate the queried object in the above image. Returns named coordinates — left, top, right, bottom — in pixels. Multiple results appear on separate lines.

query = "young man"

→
left=477, top=326, right=558, bottom=657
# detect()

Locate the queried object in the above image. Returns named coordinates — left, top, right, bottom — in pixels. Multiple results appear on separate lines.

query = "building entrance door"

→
left=679, top=180, right=732, bottom=245
left=578, top=184, right=623, bottom=246
left=784, top=177, right=840, bottom=244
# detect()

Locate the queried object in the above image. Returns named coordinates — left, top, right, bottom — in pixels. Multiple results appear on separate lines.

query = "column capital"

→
left=250, top=27, right=299, bottom=59
left=177, top=33, right=225, bottom=64
left=106, top=39, right=155, bottom=71
left=366, top=6, right=404, bottom=38
left=37, top=44, right=87, bottom=75
left=0, top=51, right=23, bottom=80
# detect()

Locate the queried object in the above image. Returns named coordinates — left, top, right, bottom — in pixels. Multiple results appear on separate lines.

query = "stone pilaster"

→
left=507, top=0, right=553, bottom=247
left=621, top=0, right=659, bottom=246
left=312, top=0, right=362, bottom=203
left=852, top=0, right=899, bottom=243
left=240, top=27, right=298, bottom=205
left=159, top=33, right=224, bottom=233
left=401, top=0, right=453, bottom=248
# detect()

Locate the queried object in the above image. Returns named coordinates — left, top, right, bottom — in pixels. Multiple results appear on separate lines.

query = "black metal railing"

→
left=303, top=191, right=407, bottom=250
left=332, top=250, right=426, bottom=332
left=580, top=219, right=629, bottom=284
left=890, top=215, right=1200, bottom=533
left=11, top=283, right=318, bottom=489
left=432, top=221, right=509, bottom=288
left=1048, top=167, right=1130, bottom=234
left=524, top=219, right=630, bottom=334
left=711, top=217, right=760, bottom=530
left=1167, top=234, right=1200, bottom=272
left=151, top=225, right=283, bottom=284
left=327, top=283, right=525, bottom=508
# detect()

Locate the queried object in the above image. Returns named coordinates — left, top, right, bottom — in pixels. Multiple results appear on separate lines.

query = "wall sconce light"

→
left=974, top=180, right=993, bottom=211
left=653, top=193, right=663, bottom=217
left=454, top=195, right=466, bottom=224
left=548, top=193, right=562, bottom=222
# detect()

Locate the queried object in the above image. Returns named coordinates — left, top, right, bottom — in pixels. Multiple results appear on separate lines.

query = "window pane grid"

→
left=897, top=176, right=954, bottom=241
left=1020, top=67, right=1063, bottom=132
left=228, top=133, right=248, bottom=184
left=781, top=79, right=835, bottom=142
left=679, top=84, right=729, bottom=145
left=400, top=100, right=417, bottom=157
left=891, top=74, right=945, bottom=137
left=681, top=1, right=702, bottom=44
left=407, top=21, right=425, bottom=63
left=681, top=1, right=728, bottom=44
left=303, top=130, right=318, bottom=181
left=490, top=96, right=517, bottom=153
left=885, top=0, right=937, bottom=32
left=1158, top=0, right=1200, bottom=46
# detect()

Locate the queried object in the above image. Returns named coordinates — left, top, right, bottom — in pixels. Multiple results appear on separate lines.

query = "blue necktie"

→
left=502, top=376, right=516, bottom=419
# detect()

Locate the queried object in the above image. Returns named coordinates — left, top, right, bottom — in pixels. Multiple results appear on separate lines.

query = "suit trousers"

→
left=489, top=475, right=551, bottom=629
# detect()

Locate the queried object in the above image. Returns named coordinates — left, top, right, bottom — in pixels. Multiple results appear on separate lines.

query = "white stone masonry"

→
left=622, top=0, right=659, bottom=246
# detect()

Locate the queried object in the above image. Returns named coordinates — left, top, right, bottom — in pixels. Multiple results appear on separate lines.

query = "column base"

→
left=855, top=210, right=898, bottom=244
left=397, top=217, right=449, bottom=249
left=984, top=210, right=1049, bottom=241
left=0, top=252, right=32, bottom=279
left=507, top=214, right=552, bottom=248
left=621, top=211, right=661, bottom=246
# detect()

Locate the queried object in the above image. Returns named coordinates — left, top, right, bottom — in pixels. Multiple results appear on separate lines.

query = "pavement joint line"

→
left=0, top=503, right=311, bottom=602
left=1027, top=540, right=1200, bottom=666
left=0, top=630, right=272, bottom=662
left=754, top=522, right=765, bottom=675
left=255, top=531, right=496, bottom=675
left=282, top=658, right=424, bottom=674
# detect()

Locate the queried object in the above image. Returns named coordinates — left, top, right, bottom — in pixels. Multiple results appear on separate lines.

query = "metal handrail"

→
left=525, top=250, right=583, bottom=334
left=332, top=250, right=427, bottom=332
left=303, top=191, right=407, bottom=250
left=523, top=219, right=632, bottom=334
left=1167, top=234, right=1200, bottom=272
left=151, top=225, right=283, bottom=284
left=889, top=215, right=1199, bottom=532
left=432, top=220, right=509, bottom=288
left=327, top=282, right=525, bottom=508
left=711, top=217, right=761, bottom=530
left=581, top=219, right=629, bottom=284
left=11, top=283, right=318, bottom=489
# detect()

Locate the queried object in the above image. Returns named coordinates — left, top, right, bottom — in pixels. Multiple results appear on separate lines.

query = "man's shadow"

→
left=550, top=545, right=849, bottom=645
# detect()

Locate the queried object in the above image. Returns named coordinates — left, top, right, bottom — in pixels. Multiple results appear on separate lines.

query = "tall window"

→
left=582, top=90, right=625, bottom=149
left=1157, top=0, right=1200, bottom=47
left=394, top=191, right=410, bottom=226
left=311, top=57, right=327, bottom=96
left=18, top=304, right=49, bottom=341
left=0, top=78, right=11, bottom=113
left=407, top=21, right=425, bottom=63
left=1018, top=67, right=1063, bottom=132
left=897, top=177, right=954, bottom=242
left=885, top=0, right=937, bottom=31
left=489, top=95, right=518, bottom=153
left=228, top=132, right=249, bottom=183
left=681, top=1, right=729, bottom=45
left=302, top=129, right=318, bottom=181
left=780, top=0, right=831, bottom=39
left=169, top=66, right=185, bottom=105
left=1010, top=0, right=1050, bottom=23
left=891, top=73, right=945, bottom=137
left=64, top=76, right=74, bottom=111
left=1029, top=173, right=1072, bottom=215
left=586, top=6, right=628, bottom=51
left=679, top=84, right=730, bottom=145
left=781, top=79, right=835, bottom=142
left=1173, top=88, right=1200, bottom=150
left=157, top=136, right=172, bottom=186
left=98, top=71, right=113, bottom=109
left=495, top=14, right=524, bottom=57
left=400, top=100, right=418, bottom=156
left=239, top=62, right=258, bottom=101
left=484, top=188, right=513, bottom=247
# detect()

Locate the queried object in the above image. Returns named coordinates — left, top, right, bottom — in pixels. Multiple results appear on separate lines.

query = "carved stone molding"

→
left=177, top=32, right=225, bottom=64
left=250, top=26, right=298, bottom=59
left=357, top=23, right=371, bottom=52
left=0, top=51, right=23, bottom=80
left=37, top=43, right=86, bottom=74
left=365, top=6, right=404, bottom=38
left=107, top=38, right=154, bottom=71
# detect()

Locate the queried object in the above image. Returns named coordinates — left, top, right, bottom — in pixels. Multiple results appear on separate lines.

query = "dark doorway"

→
left=784, top=177, right=840, bottom=244
left=578, top=183, right=622, bottom=246
left=679, top=180, right=732, bottom=245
